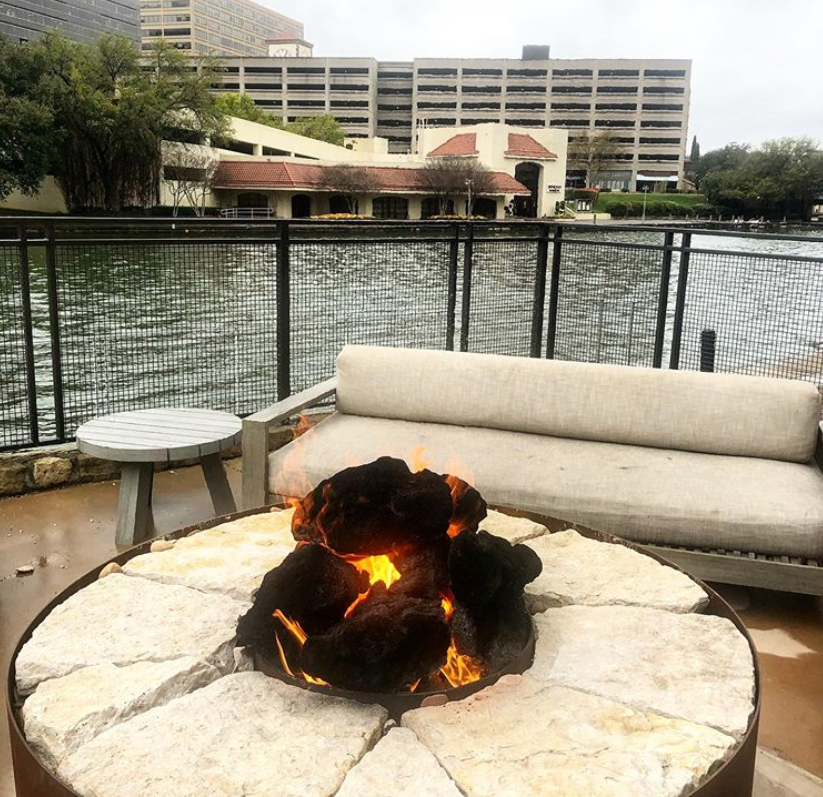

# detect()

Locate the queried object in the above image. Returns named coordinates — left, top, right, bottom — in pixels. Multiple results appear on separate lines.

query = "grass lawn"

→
left=592, top=192, right=708, bottom=213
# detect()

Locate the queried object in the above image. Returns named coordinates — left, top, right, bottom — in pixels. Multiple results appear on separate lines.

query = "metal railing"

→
left=1, top=217, right=822, bottom=451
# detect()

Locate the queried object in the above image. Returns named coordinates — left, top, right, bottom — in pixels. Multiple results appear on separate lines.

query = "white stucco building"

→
left=160, top=118, right=568, bottom=220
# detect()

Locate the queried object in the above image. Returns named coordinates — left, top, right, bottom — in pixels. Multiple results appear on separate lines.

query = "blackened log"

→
left=443, top=475, right=487, bottom=536
left=300, top=587, right=451, bottom=691
left=237, top=544, right=367, bottom=650
left=292, top=457, right=453, bottom=555
left=448, top=530, right=542, bottom=611
left=393, top=540, right=450, bottom=601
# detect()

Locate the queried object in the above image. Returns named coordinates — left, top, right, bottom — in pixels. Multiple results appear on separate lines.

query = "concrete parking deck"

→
left=1, top=461, right=821, bottom=797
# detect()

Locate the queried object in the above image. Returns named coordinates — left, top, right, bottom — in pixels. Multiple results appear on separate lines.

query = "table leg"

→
left=201, top=452, right=237, bottom=516
left=115, top=462, right=154, bottom=546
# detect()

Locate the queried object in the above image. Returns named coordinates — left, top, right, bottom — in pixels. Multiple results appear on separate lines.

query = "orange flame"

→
left=343, top=554, right=402, bottom=618
left=272, top=609, right=328, bottom=686
left=439, top=642, right=485, bottom=688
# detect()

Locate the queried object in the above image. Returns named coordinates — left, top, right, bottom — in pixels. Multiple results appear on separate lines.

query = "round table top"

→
left=75, top=408, right=242, bottom=463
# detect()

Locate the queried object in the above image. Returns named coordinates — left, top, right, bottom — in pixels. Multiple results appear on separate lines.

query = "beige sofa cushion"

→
left=268, top=413, right=823, bottom=558
left=335, top=346, right=821, bottom=463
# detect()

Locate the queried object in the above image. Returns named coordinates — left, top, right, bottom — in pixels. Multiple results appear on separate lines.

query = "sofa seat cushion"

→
left=267, top=413, right=823, bottom=559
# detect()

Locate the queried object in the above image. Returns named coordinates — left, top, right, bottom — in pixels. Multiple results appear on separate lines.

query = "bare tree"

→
left=320, top=164, right=380, bottom=214
left=163, top=145, right=218, bottom=217
left=568, top=131, right=620, bottom=188
left=420, top=157, right=497, bottom=216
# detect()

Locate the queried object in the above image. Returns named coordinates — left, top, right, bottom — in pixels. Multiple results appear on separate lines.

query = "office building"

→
left=140, top=0, right=304, bottom=56
left=0, top=0, right=140, bottom=43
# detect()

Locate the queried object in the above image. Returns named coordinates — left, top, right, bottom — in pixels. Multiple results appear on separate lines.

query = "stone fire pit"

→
left=7, top=507, right=759, bottom=797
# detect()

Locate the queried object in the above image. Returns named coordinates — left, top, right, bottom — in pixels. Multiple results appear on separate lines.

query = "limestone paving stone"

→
left=336, top=727, right=463, bottom=797
left=480, top=510, right=549, bottom=545
left=59, top=672, right=388, bottom=797
left=15, top=574, right=247, bottom=694
left=21, top=657, right=221, bottom=771
left=403, top=674, right=737, bottom=797
left=530, top=605, right=755, bottom=738
left=525, top=529, right=709, bottom=614
left=122, top=508, right=297, bottom=601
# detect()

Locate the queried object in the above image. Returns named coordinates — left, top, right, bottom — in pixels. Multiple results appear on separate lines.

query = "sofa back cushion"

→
left=335, top=346, right=821, bottom=463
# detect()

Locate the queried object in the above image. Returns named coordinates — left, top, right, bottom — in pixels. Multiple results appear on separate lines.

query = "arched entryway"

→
left=513, top=162, right=541, bottom=217
left=291, top=194, right=311, bottom=218
left=328, top=194, right=352, bottom=215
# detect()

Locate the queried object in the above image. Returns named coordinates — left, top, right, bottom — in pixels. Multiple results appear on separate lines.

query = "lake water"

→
left=1, top=224, right=822, bottom=449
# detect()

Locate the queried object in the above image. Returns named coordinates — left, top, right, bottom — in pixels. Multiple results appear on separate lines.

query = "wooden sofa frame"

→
left=242, top=378, right=823, bottom=596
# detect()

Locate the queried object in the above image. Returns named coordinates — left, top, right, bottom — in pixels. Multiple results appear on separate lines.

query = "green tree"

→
left=214, top=93, right=284, bottom=128
left=689, top=136, right=701, bottom=164
left=286, top=114, right=346, bottom=146
left=23, top=33, right=225, bottom=212
left=0, top=35, right=60, bottom=200
left=701, top=137, right=823, bottom=219
left=693, top=143, right=750, bottom=188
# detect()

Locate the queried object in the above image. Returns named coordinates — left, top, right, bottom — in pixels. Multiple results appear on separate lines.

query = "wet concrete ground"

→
left=1, top=462, right=821, bottom=796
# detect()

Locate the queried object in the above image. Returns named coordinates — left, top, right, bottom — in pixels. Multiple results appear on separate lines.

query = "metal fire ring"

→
left=7, top=507, right=761, bottom=797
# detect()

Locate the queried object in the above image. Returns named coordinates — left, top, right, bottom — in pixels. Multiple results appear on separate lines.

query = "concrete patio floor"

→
left=1, top=461, right=822, bottom=797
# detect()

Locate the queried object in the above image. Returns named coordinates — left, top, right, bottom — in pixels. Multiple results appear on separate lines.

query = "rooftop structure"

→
left=140, top=0, right=304, bottom=56
left=0, top=0, right=140, bottom=43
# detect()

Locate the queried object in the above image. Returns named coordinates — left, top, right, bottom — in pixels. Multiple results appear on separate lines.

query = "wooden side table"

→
left=76, top=408, right=242, bottom=546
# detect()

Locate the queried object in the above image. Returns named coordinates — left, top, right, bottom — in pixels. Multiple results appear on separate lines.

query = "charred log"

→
left=444, top=475, right=487, bottom=536
left=292, top=457, right=453, bottom=555
left=448, top=530, right=542, bottom=612
left=300, top=586, right=451, bottom=691
left=237, top=544, right=366, bottom=649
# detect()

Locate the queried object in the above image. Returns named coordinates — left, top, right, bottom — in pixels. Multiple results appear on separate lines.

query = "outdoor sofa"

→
left=242, top=345, right=823, bottom=595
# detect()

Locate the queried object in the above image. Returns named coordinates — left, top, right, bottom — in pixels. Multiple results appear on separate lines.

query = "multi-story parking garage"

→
left=211, top=45, right=691, bottom=190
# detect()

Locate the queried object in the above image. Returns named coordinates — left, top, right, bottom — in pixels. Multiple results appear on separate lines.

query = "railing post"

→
left=459, top=223, right=473, bottom=353
left=652, top=230, right=674, bottom=368
left=545, top=224, right=563, bottom=359
left=445, top=222, right=459, bottom=351
left=276, top=220, right=291, bottom=399
left=17, top=223, right=40, bottom=445
left=44, top=222, right=66, bottom=441
left=530, top=223, right=550, bottom=357
left=669, top=231, right=692, bottom=370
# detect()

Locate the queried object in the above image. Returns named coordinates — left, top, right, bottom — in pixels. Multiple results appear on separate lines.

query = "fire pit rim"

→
left=6, top=505, right=761, bottom=797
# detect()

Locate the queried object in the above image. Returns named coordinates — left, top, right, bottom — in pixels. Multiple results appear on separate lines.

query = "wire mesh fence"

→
left=0, top=236, right=36, bottom=449
left=0, top=218, right=821, bottom=451
left=553, top=229, right=668, bottom=367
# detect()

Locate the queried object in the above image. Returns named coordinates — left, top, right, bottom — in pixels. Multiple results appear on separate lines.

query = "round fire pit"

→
left=7, top=507, right=760, bottom=797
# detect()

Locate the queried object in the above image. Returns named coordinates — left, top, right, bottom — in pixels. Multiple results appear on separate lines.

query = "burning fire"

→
left=265, top=448, right=493, bottom=694
left=272, top=610, right=328, bottom=686
left=343, top=554, right=402, bottom=618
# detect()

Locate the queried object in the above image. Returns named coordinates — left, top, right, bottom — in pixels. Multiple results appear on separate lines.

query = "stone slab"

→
left=530, top=604, right=756, bottom=738
left=336, top=727, right=462, bottom=797
left=525, top=530, right=709, bottom=614
left=480, top=510, right=548, bottom=544
left=15, top=574, right=247, bottom=694
left=59, top=672, right=388, bottom=797
left=122, top=508, right=297, bottom=601
left=403, top=674, right=737, bottom=797
left=22, top=657, right=221, bottom=771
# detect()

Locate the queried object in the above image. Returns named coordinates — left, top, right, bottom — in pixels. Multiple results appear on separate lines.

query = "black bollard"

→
left=700, top=329, right=717, bottom=373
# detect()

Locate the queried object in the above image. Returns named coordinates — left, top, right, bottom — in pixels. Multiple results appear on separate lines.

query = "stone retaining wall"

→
left=0, top=421, right=312, bottom=499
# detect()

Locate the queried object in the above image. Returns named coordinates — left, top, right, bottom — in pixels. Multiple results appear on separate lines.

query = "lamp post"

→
left=465, top=178, right=474, bottom=218
left=642, top=185, right=650, bottom=222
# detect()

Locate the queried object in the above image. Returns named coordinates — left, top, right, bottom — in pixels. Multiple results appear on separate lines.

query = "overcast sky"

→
left=262, top=0, right=822, bottom=152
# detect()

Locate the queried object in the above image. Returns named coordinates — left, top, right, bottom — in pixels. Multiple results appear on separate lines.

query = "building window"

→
left=598, top=69, right=639, bottom=77
left=644, top=69, right=686, bottom=78
left=507, top=68, right=547, bottom=77
left=644, top=86, right=686, bottom=95
left=463, top=68, right=502, bottom=76
left=421, top=197, right=453, bottom=218
left=373, top=197, right=409, bottom=220
left=552, top=68, right=592, bottom=77
left=642, top=103, right=684, bottom=112
left=418, top=67, right=458, bottom=76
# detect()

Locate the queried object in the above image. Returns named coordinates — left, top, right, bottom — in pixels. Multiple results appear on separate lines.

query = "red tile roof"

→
left=427, top=133, right=479, bottom=157
left=214, top=161, right=530, bottom=195
left=505, top=133, right=557, bottom=160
